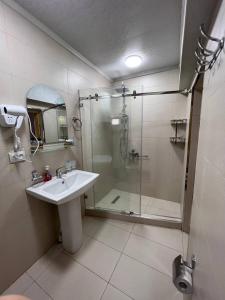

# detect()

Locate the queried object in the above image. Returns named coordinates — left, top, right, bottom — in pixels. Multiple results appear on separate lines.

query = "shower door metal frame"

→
left=80, top=87, right=191, bottom=230
left=79, top=89, right=188, bottom=102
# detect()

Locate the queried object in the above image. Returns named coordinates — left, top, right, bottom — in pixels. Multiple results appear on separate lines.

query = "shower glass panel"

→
left=140, top=91, right=188, bottom=219
left=81, top=87, right=143, bottom=215
left=80, top=86, right=188, bottom=221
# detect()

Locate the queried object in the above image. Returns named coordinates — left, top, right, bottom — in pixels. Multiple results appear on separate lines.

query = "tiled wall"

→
left=186, top=1, right=225, bottom=299
left=115, top=69, right=189, bottom=203
left=0, top=2, right=109, bottom=293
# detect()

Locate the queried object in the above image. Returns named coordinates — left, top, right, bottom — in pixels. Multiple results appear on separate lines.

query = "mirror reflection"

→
left=27, top=85, right=68, bottom=151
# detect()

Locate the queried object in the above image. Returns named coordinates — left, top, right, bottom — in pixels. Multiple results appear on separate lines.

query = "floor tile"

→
left=144, top=197, right=181, bottom=218
left=3, top=216, right=184, bottom=300
left=145, top=205, right=181, bottom=218
left=140, top=195, right=152, bottom=210
left=82, top=216, right=104, bottom=237
left=104, top=218, right=134, bottom=232
left=23, top=282, right=51, bottom=300
left=124, top=233, right=179, bottom=276
left=110, top=255, right=182, bottom=300
left=72, top=238, right=121, bottom=281
left=93, top=222, right=130, bottom=251
left=36, top=252, right=107, bottom=300
left=96, top=189, right=135, bottom=213
left=96, top=189, right=181, bottom=218
left=102, top=284, right=132, bottom=300
left=3, top=273, right=33, bottom=295
left=133, top=223, right=183, bottom=251
left=96, top=189, right=150, bottom=214
left=27, top=244, right=62, bottom=280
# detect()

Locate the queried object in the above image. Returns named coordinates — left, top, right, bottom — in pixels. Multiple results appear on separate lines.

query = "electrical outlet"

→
left=8, top=149, right=26, bottom=164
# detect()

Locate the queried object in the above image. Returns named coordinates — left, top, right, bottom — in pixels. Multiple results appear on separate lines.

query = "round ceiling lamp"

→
left=125, top=55, right=142, bottom=68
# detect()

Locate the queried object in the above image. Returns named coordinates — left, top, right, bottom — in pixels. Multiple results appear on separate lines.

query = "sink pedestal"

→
left=26, top=170, right=99, bottom=254
left=58, top=197, right=82, bottom=254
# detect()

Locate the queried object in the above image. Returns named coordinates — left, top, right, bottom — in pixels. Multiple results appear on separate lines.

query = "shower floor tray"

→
left=95, top=189, right=181, bottom=219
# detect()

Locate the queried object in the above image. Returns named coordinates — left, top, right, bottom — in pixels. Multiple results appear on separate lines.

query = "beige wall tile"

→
left=0, top=30, right=11, bottom=75
left=0, top=2, right=110, bottom=293
left=188, top=1, right=225, bottom=299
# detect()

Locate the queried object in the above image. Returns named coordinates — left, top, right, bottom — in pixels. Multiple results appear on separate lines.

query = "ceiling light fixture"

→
left=125, top=55, right=142, bottom=68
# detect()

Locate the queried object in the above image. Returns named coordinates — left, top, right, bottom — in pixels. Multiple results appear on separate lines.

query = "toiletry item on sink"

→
left=71, top=160, right=76, bottom=170
left=65, top=160, right=72, bottom=172
left=43, top=165, right=52, bottom=182
left=65, top=160, right=76, bottom=172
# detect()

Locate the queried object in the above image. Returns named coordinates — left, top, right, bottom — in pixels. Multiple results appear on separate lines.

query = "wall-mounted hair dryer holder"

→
left=0, top=104, right=27, bottom=128
left=0, top=113, right=18, bottom=127
left=0, top=105, right=28, bottom=163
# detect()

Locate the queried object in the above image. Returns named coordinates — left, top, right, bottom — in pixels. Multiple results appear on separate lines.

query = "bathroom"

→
left=0, top=0, right=224, bottom=299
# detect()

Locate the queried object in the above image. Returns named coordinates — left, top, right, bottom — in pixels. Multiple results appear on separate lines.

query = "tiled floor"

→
left=3, top=216, right=188, bottom=300
left=95, top=189, right=181, bottom=219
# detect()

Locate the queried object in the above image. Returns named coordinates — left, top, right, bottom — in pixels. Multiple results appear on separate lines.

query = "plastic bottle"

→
left=43, top=165, right=52, bottom=182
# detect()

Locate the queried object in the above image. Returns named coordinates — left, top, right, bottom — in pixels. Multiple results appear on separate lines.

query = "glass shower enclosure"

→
left=80, top=86, right=143, bottom=215
left=80, top=85, right=188, bottom=221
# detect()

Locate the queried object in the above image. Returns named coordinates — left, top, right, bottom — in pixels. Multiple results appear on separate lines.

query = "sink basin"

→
left=26, top=170, right=99, bottom=205
left=26, top=169, right=99, bottom=254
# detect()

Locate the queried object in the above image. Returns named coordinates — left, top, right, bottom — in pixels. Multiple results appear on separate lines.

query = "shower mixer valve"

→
left=129, top=149, right=139, bottom=160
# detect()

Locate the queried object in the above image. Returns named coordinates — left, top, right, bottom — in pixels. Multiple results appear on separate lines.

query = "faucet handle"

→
left=31, top=170, right=43, bottom=182
left=32, top=170, right=39, bottom=178
left=56, top=166, right=67, bottom=178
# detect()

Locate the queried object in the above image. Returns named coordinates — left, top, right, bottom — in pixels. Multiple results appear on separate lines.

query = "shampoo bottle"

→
left=43, top=165, right=52, bottom=182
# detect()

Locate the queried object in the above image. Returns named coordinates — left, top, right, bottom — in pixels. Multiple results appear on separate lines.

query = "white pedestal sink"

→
left=58, top=199, right=82, bottom=253
left=26, top=170, right=99, bottom=253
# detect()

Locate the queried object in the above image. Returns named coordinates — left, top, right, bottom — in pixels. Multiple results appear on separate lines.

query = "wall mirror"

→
left=27, top=84, right=69, bottom=152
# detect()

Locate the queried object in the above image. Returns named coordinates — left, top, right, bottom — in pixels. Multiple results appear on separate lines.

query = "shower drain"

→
left=111, top=195, right=120, bottom=204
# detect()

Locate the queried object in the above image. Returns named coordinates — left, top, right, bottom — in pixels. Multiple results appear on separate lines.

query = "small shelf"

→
left=170, top=118, right=187, bottom=145
left=170, top=137, right=186, bottom=144
left=171, top=119, right=187, bottom=125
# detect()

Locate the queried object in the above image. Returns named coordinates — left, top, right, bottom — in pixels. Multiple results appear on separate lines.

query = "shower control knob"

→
left=129, top=149, right=139, bottom=160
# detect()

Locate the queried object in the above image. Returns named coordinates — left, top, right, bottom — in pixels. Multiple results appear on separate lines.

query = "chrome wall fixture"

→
left=195, top=24, right=224, bottom=74
left=72, top=117, right=82, bottom=131
left=173, top=254, right=196, bottom=295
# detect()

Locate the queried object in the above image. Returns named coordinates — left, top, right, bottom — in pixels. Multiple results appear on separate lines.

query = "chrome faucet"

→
left=56, top=166, right=67, bottom=178
left=31, top=170, right=43, bottom=185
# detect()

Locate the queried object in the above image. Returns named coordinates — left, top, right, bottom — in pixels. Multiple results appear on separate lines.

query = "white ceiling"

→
left=15, top=0, right=182, bottom=80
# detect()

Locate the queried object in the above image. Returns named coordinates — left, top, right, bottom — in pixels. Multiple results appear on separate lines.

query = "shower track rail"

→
left=85, top=208, right=182, bottom=230
left=79, top=89, right=189, bottom=101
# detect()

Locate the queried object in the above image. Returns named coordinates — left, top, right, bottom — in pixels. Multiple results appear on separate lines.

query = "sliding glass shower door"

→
left=88, top=87, right=143, bottom=214
left=81, top=86, right=188, bottom=221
